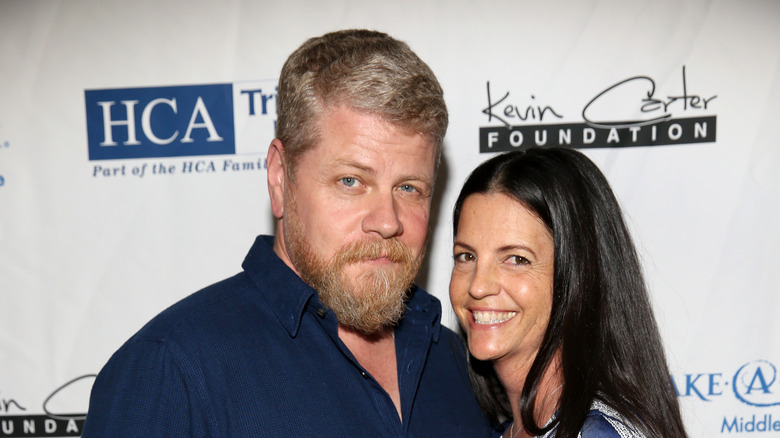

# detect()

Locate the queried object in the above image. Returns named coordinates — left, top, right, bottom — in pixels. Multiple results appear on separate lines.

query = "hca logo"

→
left=85, top=84, right=236, bottom=160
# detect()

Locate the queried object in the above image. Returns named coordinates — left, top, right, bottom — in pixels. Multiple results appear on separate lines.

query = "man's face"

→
left=270, top=105, right=436, bottom=334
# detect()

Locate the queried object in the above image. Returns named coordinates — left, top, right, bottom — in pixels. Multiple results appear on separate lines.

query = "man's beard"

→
left=284, top=203, right=423, bottom=335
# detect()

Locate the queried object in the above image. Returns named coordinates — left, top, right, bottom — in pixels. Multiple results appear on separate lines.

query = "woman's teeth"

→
left=473, top=311, right=517, bottom=324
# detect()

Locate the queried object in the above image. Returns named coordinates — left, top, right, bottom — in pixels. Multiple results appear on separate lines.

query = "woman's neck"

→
left=497, top=352, right=563, bottom=437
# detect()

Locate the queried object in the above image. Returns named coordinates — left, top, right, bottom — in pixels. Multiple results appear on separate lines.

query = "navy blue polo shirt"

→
left=83, top=235, right=493, bottom=437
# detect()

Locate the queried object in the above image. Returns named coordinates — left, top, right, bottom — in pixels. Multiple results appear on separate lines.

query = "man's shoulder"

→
left=130, top=272, right=259, bottom=343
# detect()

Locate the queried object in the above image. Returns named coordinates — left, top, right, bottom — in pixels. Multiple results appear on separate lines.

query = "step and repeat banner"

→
left=1, top=0, right=779, bottom=436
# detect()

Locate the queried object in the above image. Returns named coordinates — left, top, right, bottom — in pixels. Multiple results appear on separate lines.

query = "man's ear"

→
left=267, top=138, right=287, bottom=219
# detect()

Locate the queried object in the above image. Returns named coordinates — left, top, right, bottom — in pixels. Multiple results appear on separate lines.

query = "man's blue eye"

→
left=341, top=177, right=358, bottom=187
left=400, top=184, right=416, bottom=192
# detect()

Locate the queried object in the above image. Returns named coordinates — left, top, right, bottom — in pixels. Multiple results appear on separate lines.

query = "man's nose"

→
left=362, top=191, right=403, bottom=238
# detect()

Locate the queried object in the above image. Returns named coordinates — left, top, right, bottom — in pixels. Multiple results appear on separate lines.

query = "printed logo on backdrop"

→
left=84, top=81, right=277, bottom=178
left=673, top=359, right=780, bottom=434
left=0, top=375, right=93, bottom=437
left=479, top=66, right=717, bottom=152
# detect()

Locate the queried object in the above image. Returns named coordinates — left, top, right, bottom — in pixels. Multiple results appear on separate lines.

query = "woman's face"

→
left=450, top=193, right=555, bottom=368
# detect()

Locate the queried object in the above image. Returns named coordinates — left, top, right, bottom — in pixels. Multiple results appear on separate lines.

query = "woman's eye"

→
left=454, top=252, right=475, bottom=262
left=508, top=255, right=530, bottom=265
left=341, top=177, right=359, bottom=187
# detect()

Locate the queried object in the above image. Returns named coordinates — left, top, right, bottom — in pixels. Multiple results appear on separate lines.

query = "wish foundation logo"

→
left=84, top=80, right=277, bottom=178
left=673, top=359, right=780, bottom=434
left=479, top=66, right=717, bottom=152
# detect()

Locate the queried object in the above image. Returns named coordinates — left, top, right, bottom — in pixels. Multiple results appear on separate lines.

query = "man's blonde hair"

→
left=276, top=29, right=448, bottom=173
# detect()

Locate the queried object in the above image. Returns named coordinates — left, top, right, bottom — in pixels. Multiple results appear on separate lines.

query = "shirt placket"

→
left=310, top=302, right=404, bottom=436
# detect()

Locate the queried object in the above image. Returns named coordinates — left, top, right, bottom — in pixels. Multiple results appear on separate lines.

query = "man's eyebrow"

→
left=331, top=159, right=433, bottom=185
left=332, top=158, right=376, bottom=175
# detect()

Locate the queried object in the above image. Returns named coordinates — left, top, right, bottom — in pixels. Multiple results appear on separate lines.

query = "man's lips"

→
left=359, top=253, right=401, bottom=263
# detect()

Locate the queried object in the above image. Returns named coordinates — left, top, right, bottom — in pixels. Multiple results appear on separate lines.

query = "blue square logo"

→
left=85, top=84, right=235, bottom=160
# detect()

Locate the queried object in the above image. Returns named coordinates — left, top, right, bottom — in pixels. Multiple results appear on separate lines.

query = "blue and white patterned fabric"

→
left=500, top=400, right=645, bottom=438
left=576, top=400, right=645, bottom=438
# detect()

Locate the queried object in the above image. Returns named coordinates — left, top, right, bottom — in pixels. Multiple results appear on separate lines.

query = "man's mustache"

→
left=333, top=238, right=414, bottom=266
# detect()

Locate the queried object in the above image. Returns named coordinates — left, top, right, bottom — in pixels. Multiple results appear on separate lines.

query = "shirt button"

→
left=316, top=308, right=327, bottom=318
left=360, top=371, right=369, bottom=379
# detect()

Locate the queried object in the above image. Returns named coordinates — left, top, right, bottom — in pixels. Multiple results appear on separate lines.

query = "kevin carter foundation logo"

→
left=0, top=375, right=93, bottom=437
left=479, top=66, right=717, bottom=152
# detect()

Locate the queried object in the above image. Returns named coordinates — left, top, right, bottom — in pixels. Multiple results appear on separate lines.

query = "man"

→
left=82, top=29, right=493, bottom=437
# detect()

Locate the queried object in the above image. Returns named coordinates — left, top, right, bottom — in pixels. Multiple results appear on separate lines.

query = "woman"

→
left=450, top=148, right=687, bottom=438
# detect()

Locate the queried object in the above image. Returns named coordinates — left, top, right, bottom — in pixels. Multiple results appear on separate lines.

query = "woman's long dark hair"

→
left=453, top=148, right=687, bottom=438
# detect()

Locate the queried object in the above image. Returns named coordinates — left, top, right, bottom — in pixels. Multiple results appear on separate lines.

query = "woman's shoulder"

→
left=578, top=400, right=646, bottom=438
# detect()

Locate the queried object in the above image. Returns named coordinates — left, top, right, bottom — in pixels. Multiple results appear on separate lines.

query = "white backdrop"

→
left=2, top=1, right=779, bottom=436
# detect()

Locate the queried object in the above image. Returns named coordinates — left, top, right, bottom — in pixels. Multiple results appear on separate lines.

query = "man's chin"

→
left=336, top=300, right=408, bottom=336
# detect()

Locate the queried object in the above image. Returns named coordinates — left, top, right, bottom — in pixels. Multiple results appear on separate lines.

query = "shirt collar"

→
left=403, top=284, right=442, bottom=343
left=242, top=235, right=316, bottom=338
left=242, top=235, right=442, bottom=343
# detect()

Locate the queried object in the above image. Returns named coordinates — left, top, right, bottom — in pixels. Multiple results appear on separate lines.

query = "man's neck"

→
left=338, top=325, right=402, bottom=420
